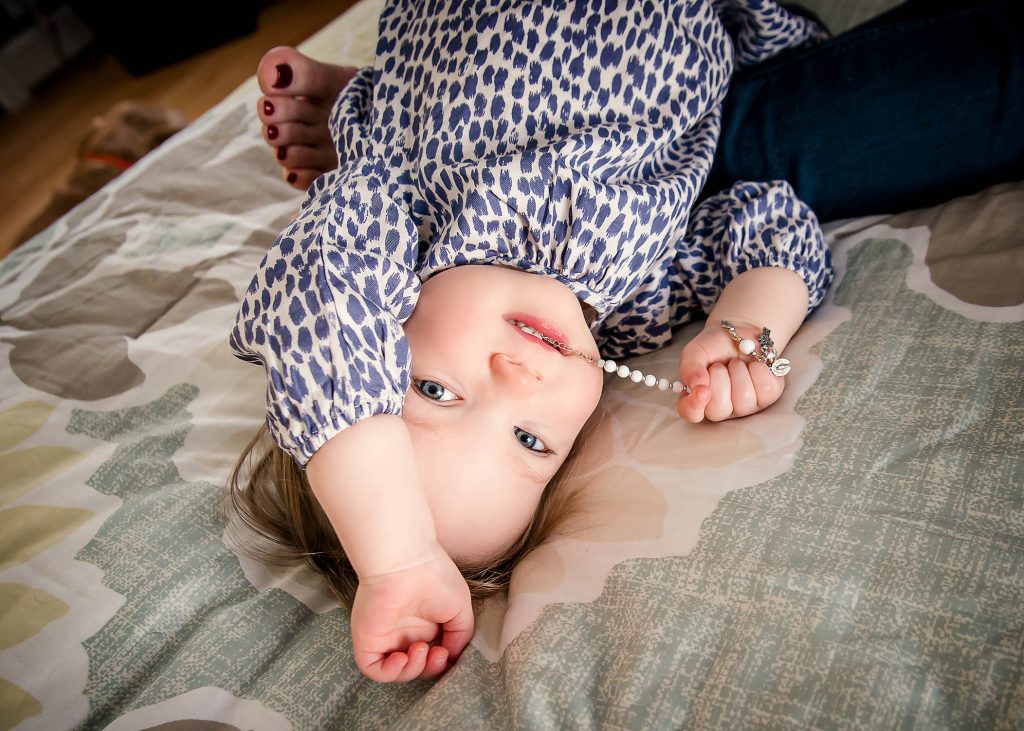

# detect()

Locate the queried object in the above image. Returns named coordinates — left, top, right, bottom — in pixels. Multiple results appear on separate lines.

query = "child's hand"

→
left=676, top=322, right=786, bottom=423
left=350, top=544, right=474, bottom=682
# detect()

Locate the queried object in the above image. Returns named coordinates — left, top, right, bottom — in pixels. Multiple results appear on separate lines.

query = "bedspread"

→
left=1, top=1, right=1022, bottom=728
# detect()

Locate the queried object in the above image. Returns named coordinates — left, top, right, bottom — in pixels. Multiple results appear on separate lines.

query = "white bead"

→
left=630, top=369, right=643, bottom=383
left=644, top=374, right=656, bottom=387
left=657, top=378, right=670, bottom=391
left=616, top=365, right=630, bottom=378
left=604, top=359, right=617, bottom=373
left=739, top=338, right=756, bottom=355
left=671, top=381, right=684, bottom=393
left=598, top=359, right=605, bottom=368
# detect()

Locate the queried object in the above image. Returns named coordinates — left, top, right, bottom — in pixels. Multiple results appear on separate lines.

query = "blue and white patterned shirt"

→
left=231, top=0, right=834, bottom=464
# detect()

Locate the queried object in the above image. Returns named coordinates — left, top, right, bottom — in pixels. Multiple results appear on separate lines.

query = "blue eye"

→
left=514, top=427, right=552, bottom=454
left=415, top=379, right=460, bottom=403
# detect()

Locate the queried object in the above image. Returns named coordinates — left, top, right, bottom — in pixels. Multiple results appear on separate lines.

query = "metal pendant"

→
left=770, top=357, right=791, bottom=376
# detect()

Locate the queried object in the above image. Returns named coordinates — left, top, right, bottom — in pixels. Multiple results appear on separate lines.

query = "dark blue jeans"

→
left=704, top=0, right=1024, bottom=221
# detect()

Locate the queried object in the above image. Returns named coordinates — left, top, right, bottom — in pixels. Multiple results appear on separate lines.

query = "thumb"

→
left=440, top=604, right=475, bottom=660
left=676, top=382, right=711, bottom=423
left=679, top=342, right=712, bottom=392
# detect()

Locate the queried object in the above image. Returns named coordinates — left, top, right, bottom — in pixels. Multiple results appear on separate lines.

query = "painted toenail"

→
left=273, top=63, right=292, bottom=89
left=277, top=146, right=287, bottom=160
left=287, top=172, right=298, bottom=184
left=263, top=100, right=274, bottom=116
left=267, top=125, right=278, bottom=140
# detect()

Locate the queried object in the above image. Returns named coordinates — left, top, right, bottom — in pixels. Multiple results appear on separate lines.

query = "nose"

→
left=490, top=353, right=543, bottom=395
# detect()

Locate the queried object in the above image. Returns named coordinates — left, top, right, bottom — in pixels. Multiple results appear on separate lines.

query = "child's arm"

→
left=671, top=179, right=832, bottom=422
left=231, top=105, right=467, bottom=680
left=306, top=415, right=474, bottom=681
left=677, top=266, right=809, bottom=423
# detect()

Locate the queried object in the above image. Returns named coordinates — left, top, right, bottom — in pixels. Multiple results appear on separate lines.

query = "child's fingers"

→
left=419, top=646, right=451, bottom=679
left=392, top=642, right=430, bottom=682
left=676, top=384, right=711, bottom=423
left=366, top=650, right=409, bottom=682
left=677, top=342, right=713, bottom=423
left=679, top=346, right=712, bottom=393
left=749, top=361, right=785, bottom=409
left=728, top=359, right=758, bottom=417
left=439, top=608, right=475, bottom=661
left=704, top=362, right=734, bottom=422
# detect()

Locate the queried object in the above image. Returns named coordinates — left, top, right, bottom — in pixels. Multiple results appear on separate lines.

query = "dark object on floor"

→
left=69, top=1, right=260, bottom=76
left=15, top=100, right=187, bottom=247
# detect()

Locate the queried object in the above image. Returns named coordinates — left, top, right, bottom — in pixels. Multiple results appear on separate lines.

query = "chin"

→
left=439, top=526, right=523, bottom=569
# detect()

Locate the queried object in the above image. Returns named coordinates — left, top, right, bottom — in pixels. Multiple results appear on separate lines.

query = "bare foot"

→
left=256, top=46, right=357, bottom=190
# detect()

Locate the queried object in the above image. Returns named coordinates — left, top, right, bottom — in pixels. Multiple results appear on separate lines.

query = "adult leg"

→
left=704, top=0, right=1024, bottom=221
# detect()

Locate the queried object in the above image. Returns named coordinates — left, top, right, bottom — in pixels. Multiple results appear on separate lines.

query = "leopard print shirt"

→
left=231, top=0, right=834, bottom=464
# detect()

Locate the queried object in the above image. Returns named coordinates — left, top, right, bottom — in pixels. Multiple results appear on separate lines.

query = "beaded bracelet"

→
left=720, top=320, right=791, bottom=376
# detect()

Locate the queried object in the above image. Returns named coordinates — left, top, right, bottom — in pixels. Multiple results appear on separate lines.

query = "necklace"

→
left=510, top=320, right=690, bottom=394
left=510, top=318, right=790, bottom=397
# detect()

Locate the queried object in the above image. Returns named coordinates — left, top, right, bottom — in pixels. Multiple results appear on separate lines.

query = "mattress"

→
left=1, top=1, right=1022, bottom=728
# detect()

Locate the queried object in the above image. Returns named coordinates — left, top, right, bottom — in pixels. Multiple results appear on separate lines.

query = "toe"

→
left=257, top=46, right=357, bottom=101
left=274, top=144, right=337, bottom=171
left=283, top=168, right=324, bottom=191
left=263, top=121, right=329, bottom=148
left=257, top=94, right=332, bottom=127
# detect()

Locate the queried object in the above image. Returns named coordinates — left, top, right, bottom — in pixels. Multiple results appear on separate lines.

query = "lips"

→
left=505, top=312, right=572, bottom=356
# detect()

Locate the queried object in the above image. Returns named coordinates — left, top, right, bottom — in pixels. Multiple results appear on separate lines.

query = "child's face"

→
left=402, top=265, right=604, bottom=564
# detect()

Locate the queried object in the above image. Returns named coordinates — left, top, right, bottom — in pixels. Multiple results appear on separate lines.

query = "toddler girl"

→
left=229, top=0, right=834, bottom=683
left=229, top=0, right=875, bottom=683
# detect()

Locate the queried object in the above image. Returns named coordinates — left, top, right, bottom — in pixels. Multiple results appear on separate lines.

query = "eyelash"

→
left=413, top=379, right=555, bottom=455
left=415, top=378, right=459, bottom=402
left=513, top=427, right=553, bottom=455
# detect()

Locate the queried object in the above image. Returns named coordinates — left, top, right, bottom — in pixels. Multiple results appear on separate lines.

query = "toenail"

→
left=277, top=146, right=287, bottom=160
left=263, top=100, right=274, bottom=116
left=273, top=63, right=293, bottom=89
left=267, top=125, right=278, bottom=140
left=287, top=172, right=298, bottom=184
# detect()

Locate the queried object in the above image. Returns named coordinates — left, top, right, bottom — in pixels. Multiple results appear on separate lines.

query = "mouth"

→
left=505, top=313, right=572, bottom=357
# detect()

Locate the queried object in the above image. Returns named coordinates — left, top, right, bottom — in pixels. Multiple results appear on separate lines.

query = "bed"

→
left=1, top=1, right=1022, bottom=728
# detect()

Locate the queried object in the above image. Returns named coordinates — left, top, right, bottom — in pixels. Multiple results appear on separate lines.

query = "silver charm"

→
left=721, top=320, right=792, bottom=378
left=770, top=357, right=791, bottom=376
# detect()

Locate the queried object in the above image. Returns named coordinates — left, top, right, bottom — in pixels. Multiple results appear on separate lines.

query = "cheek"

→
left=564, top=366, right=604, bottom=426
left=404, top=294, right=493, bottom=358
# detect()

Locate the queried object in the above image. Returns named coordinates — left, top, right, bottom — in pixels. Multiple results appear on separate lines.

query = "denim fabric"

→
left=705, top=0, right=1024, bottom=220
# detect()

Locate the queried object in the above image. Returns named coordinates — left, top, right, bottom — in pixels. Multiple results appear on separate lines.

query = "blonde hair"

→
left=223, top=419, right=593, bottom=608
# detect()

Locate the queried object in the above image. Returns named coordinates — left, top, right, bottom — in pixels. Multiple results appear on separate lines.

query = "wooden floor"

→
left=0, top=0, right=353, bottom=259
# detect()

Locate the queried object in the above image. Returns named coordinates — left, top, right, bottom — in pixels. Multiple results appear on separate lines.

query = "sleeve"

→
left=711, top=0, right=829, bottom=68
left=229, top=166, right=421, bottom=466
left=330, top=66, right=375, bottom=168
left=676, top=179, right=833, bottom=315
left=301, top=65, right=377, bottom=208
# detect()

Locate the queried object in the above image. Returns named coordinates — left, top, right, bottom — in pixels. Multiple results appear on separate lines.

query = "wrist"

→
left=358, top=542, right=453, bottom=585
left=707, top=268, right=809, bottom=353
left=718, top=319, right=792, bottom=376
